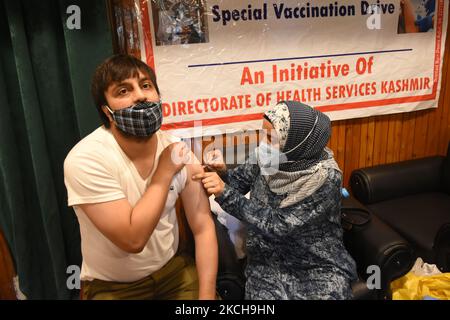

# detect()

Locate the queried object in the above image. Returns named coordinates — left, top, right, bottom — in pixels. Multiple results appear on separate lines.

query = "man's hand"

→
left=157, top=142, right=190, bottom=176
left=192, top=172, right=225, bottom=197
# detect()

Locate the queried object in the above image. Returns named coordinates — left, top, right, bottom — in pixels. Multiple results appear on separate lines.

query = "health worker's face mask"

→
left=255, top=142, right=287, bottom=175
left=255, top=115, right=319, bottom=175
left=106, top=100, right=162, bottom=137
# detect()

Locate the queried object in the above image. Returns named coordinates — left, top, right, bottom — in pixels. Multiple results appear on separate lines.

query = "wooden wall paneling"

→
left=412, top=110, right=431, bottom=159
left=366, top=117, right=375, bottom=167
left=350, top=119, right=361, bottom=184
left=437, top=62, right=450, bottom=154
left=364, top=118, right=376, bottom=167
left=336, top=122, right=346, bottom=171
left=437, top=77, right=450, bottom=154
left=379, top=117, right=390, bottom=164
left=386, top=115, right=397, bottom=163
left=399, top=112, right=415, bottom=161
left=328, top=123, right=339, bottom=156
left=372, top=117, right=386, bottom=166
left=424, top=110, right=436, bottom=156
left=394, top=114, right=404, bottom=163
left=358, top=118, right=368, bottom=168
left=442, top=91, right=450, bottom=153
left=437, top=25, right=450, bottom=155
left=343, top=120, right=355, bottom=186
left=371, top=118, right=381, bottom=166
left=410, top=111, right=423, bottom=159
left=425, top=104, right=443, bottom=156
left=445, top=61, right=450, bottom=152
left=390, top=114, right=404, bottom=163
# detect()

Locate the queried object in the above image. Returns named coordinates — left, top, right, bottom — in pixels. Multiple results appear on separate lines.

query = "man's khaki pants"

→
left=81, top=255, right=199, bottom=300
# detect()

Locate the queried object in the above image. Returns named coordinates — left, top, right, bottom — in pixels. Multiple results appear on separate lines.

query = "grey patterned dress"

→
left=215, top=160, right=358, bottom=300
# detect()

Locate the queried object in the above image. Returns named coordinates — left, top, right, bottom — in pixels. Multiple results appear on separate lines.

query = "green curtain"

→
left=0, top=0, right=112, bottom=299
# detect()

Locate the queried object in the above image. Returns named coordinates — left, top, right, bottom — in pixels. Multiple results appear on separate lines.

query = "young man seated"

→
left=63, top=54, right=217, bottom=300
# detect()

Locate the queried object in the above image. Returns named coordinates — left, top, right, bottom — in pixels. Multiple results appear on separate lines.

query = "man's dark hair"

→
left=91, top=54, right=160, bottom=128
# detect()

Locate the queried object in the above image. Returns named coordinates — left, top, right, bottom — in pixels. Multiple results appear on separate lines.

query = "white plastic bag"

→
left=410, top=257, right=442, bottom=276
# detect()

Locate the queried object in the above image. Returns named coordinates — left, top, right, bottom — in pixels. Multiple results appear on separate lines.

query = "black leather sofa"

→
left=342, top=196, right=414, bottom=300
left=350, top=143, right=450, bottom=273
left=213, top=215, right=246, bottom=300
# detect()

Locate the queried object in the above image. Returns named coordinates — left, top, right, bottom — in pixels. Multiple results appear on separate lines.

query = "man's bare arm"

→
left=181, top=161, right=218, bottom=300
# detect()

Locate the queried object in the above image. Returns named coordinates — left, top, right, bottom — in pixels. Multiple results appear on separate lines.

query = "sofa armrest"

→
left=350, top=156, right=445, bottom=204
left=342, top=197, right=414, bottom=298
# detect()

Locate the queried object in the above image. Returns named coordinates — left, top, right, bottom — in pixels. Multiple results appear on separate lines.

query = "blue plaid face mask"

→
left=106, top=100, right=162, bottom=137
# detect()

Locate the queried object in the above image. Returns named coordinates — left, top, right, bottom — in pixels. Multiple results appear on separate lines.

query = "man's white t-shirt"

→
left=64, top=127, right=186, bottom=282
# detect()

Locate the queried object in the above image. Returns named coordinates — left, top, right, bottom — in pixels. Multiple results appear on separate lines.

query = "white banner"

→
left=137, top=0, right=448, bottom=137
